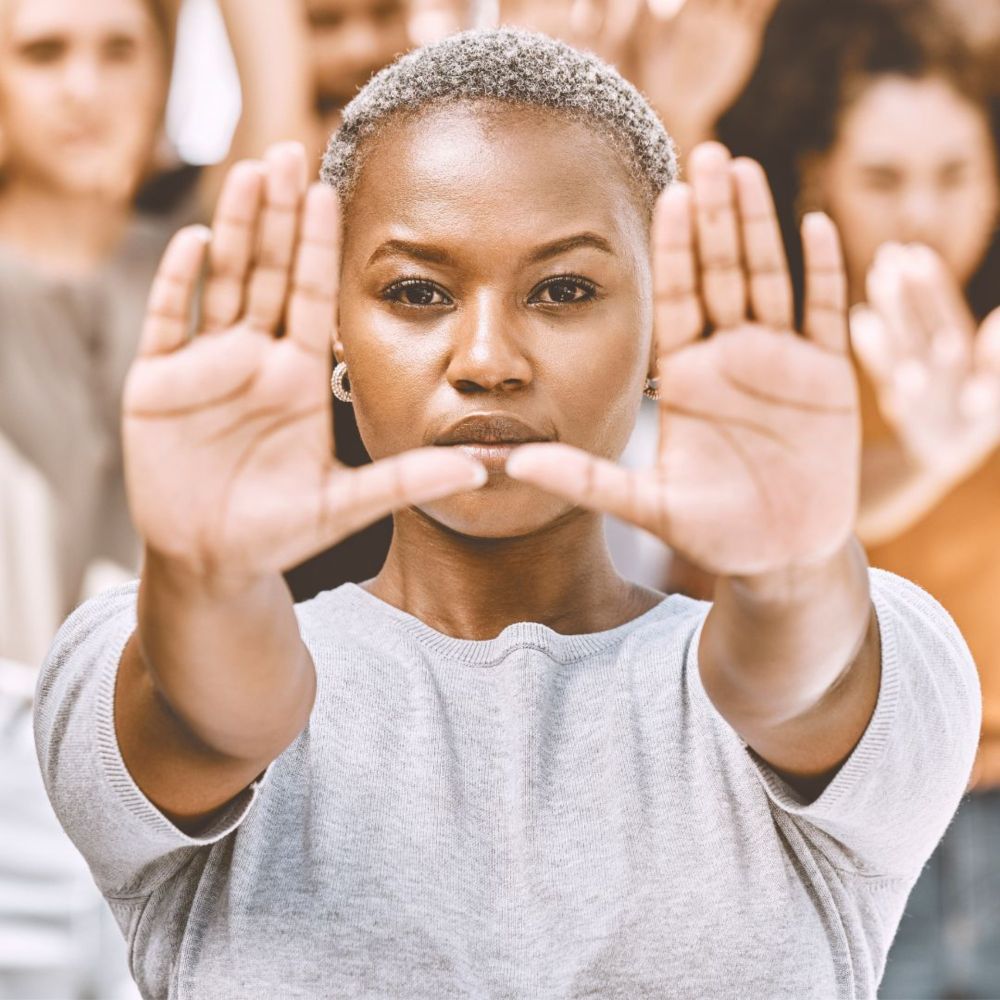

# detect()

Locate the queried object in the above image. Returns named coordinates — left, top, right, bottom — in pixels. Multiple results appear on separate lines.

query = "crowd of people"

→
left=0, top=0, right=997, bottom=997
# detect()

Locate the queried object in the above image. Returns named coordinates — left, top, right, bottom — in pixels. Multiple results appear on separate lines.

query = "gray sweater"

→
left=34, top=571, right=980, bottom=999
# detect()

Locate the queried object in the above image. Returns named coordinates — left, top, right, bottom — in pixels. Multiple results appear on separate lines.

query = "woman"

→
left=35, top=29, right=979, bottom=999
left=719, top=4, right=1000, bottom=994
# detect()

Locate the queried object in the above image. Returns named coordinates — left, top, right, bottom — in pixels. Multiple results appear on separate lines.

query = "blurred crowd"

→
left=0, top=0, right=998, bottom=997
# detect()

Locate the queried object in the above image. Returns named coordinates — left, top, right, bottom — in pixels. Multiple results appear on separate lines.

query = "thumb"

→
left=321, top=447, right=488, bottom=543
left=975, top=307, right=1000, bottom=376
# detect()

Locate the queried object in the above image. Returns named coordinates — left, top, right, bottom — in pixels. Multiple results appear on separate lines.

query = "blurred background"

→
left=1, top=0, right=998, bottom=996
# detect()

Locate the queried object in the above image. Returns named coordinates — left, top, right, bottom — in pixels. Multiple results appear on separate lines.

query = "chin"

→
left=417, top=475, right=572, bottom=540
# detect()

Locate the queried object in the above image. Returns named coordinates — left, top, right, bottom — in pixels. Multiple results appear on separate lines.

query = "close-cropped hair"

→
left=322, top=27, right=676, bottom=214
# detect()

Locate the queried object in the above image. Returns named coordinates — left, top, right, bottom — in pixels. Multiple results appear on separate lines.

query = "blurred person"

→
left=0, top=1, right=309, bottom=995
left=34, top=28, right=981, bottom=999
left=717, top=2, right=1000, bottom=996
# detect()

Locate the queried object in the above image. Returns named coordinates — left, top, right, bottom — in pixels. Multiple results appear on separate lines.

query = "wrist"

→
left=719, top=536, right=869, bottom=609
left=141, top=546, right=279, bottom=604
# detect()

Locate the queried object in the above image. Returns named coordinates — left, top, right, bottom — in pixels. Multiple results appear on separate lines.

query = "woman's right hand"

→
left=123, top=143, right=486, bottom=586
left=851, top=243, right=1000, bottom=485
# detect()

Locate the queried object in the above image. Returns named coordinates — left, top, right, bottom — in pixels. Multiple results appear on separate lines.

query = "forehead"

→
left=836, top=74, right=993, bottom=165
left=3, top=0, right=153, bottom=36
left=344, top=103, right=646, bottom=257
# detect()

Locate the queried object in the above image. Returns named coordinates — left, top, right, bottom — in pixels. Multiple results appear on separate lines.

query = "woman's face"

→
left=806, top=74, right=999, bottom=297
left=0, top=0, right=167, bottom=199
left=339, top=104, right=653, bottom=539
left=306, top=0, right=412, bottom=116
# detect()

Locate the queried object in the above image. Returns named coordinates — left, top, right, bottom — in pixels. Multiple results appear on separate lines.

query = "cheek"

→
left=941, top=182, right=999, bottom=283
left=338, top=302, right=444, bottom=460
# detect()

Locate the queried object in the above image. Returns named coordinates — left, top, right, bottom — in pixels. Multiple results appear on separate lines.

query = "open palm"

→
left=123, top=144, right=484, bottom=581
left=507, top=143, right=859, bottom=577
left=852, top=242, right=1000, bottom=483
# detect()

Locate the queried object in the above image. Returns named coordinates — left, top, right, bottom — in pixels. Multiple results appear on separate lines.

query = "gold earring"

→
left=331, top=361, right=353, bottom=403
left=643, top=377, right=660, bottom=401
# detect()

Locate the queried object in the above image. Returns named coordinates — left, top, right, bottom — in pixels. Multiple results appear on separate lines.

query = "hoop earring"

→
left=331, top=361, right=353, bottom=403
left=643, top=377, right=660, bottom=401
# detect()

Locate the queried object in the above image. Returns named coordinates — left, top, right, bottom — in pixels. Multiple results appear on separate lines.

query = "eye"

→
left=860, top=167, right=902, bottom=194
left=103, top=35, right=138, bottom=62
left=19, top=38, right=65, bottom=64
left=529, top=275, right=598, bottom=306
left=381, top=278, right=453, bottom=308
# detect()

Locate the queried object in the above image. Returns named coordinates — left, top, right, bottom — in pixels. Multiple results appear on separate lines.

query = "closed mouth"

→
left=433, top=414, right=552, bottom=448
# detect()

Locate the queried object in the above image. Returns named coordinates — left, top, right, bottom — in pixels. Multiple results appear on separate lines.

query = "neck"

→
left=0, top=173, right=130, bottom=277
left=368, top=506, right=661, bottom=640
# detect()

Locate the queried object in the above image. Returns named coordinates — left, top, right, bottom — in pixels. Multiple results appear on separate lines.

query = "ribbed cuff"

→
left=742, top=584, right=902, bottom=815
left=94, top=613, right=269, bottom=848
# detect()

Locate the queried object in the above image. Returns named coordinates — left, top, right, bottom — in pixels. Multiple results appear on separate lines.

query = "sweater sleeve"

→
left=33, top=582, right=269, bottom=898
left=707, top=569, right=981, bottom=879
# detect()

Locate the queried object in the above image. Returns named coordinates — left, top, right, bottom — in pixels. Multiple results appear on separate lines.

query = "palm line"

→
left=720, top=369, right=854, bottom=415
left=127, top=368, right=260, bottom=420
left=661, top=403, right=794, bottom=451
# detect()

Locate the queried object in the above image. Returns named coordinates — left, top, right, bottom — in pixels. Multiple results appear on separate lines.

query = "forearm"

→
left=115, top=549, right=315, bottom=824
left=205, top=0, right=318, bottom=202
left=699, top=538, right=878, bottom=773
left=857, top=442, right=953, bottom=545
left=133, top=548, right=315, bottom=757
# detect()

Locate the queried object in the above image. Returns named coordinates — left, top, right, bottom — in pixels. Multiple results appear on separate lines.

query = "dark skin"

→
left=115, top=107, right=879, bottom=830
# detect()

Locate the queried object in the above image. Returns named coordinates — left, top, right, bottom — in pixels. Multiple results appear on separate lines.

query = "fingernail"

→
left=466, top=463, right=489, bottom=488
left=504, top=450, right=530, bottom=478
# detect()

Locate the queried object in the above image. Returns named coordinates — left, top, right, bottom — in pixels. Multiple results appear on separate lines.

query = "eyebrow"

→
left=365, top=232, right=616, bottom=269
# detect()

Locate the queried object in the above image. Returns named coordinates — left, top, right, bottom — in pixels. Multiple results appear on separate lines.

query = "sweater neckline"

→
left=337, top=582, right=680, bottom=666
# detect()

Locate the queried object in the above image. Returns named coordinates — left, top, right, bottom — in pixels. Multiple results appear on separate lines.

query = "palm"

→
left=507, top=144, right=858, bottom=577
left=125, top=327, right=333, bottom=575
left=853, top=245, right=1000, bottom=481
left=653, top=327, right=857, bottom=572
left=632, top=0, right=777, bottom=131
left=123, top=145, right=484, bottom=580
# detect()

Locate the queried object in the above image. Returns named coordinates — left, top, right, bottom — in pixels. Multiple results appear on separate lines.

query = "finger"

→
left=865, top=243, right=924, bottom=361
left=849, top=305, right=896, bottom=387
left=902, top=244, right=974, bottom=373
left=326, top=448, right=488, bottom=539
left=201, top=160, right=265, bottom=331
left=689, top=142, right=747, bottom=329
left=286, top=183, right=340, bottom=356
left=245, top=143, right=308, bottom=334
left=139, top=226, right=210, bottom=356
left=653, top=183, right=703, bottom=354
left=801, top=212, right=848, bottom=352
left=505, top=442, right=661, bottom=530
left=731, top=157, right=793, bottom=330
left=975, top=307, right=1000, bottom=375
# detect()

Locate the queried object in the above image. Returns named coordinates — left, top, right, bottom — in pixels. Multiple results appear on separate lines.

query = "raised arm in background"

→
left=850, top=242, right=1000, bottom=544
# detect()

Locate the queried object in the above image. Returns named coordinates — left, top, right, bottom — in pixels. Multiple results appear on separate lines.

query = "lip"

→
left=433, top=413, right=552, bottom=474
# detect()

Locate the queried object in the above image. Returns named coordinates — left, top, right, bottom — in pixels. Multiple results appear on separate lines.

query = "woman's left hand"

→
left=506, top=142, right=860, bottom=578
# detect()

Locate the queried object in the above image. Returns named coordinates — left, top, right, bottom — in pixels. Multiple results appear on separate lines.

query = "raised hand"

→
left=123, top=143, right=485, bottom=582
left=851, top=243, right=1000, bottom=484
left=629, top=0, right=778, bottom=155
left=495, top=0, right=644, bottom=64
left=507, top=142, right=860, bottom=578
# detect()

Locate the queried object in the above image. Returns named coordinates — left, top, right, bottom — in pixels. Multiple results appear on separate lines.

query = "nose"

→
left=62, top=53, right=102, bottom=105
left=896, top=184, right=943, bottom=245
left=446, top=292, right=533, bottom=394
